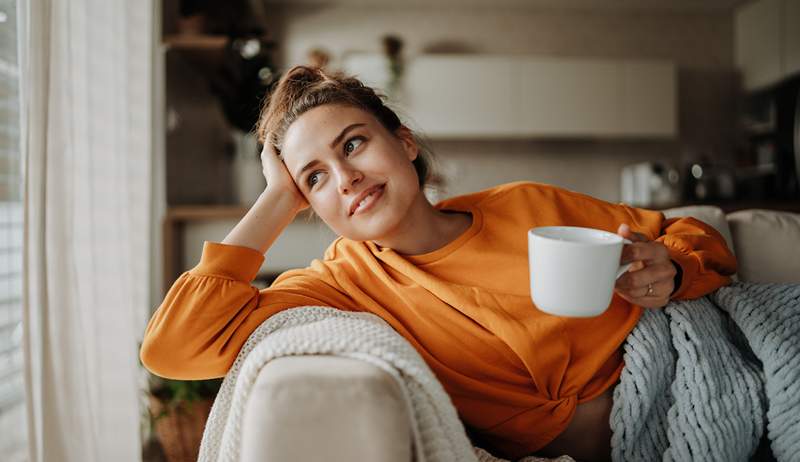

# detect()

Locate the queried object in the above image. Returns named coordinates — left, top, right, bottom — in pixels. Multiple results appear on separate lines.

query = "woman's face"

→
left=280, top=104, right=422, bottom=242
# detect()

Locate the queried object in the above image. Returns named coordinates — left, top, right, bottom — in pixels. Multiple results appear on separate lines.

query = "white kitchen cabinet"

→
left=403, top=56, right=518, bottom=138
left=517, top=58, right=620, bottom=136
left=618, top=61, right=676, bottom=137
left=517, top=59, right=675, bottom=138
left=343, top=54, right=676, bottom=139
left=784, top=0, right=800, bottom=78
left=341, top=53, right=393, bottom=94
left=735, top=0, right=800, bottom=90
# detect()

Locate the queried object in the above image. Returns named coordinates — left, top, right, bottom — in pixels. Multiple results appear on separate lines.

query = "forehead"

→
left=281, top=105, right=378, bottom=167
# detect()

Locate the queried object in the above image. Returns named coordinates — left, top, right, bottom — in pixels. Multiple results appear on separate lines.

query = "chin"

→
left=339, top=215, right=402, bottom=243
left=342, top=204, right=411, bottom=243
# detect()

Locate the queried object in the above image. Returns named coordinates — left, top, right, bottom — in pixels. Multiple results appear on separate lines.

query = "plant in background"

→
left=138, top=338, right=223, bottom=462
left=382, top=35, right=405, bottom=98
left=146, top=375, right=223, bottom=462
left=148, top=376, right=223, bottom=421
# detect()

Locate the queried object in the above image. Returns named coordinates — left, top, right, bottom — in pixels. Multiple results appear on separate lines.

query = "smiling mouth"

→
left=350, top=184, right=385, bottom=216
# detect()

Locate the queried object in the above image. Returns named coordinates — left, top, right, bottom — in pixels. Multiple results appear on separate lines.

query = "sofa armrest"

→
left=240, top=355, right=413, bottom=462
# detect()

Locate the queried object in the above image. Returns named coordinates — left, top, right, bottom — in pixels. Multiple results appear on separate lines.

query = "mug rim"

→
left=528, top=225, right=624, bottom=246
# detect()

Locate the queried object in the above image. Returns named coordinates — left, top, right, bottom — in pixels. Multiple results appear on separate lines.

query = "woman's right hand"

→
left=261, top=134, right=310, bottom=212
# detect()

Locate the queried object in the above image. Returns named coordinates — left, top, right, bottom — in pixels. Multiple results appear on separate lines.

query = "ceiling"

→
left=261, top=0, right=753, bottom=11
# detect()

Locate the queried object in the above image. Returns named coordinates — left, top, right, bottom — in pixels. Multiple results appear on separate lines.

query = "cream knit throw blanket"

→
left=611, top=282, right=800, bottom=462
left=197, top=306, right=572, bottom=462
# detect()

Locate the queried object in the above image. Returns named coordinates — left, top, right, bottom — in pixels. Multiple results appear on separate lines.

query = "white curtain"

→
left=20, top=0, right=152, bottom=461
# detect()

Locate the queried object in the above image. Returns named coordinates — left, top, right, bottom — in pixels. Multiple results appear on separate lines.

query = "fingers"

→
left=615, top=261, right=676, bottom=308
left=616, top=260, right=676, bottom=292
left=260, top=136, right=280, bottom=161
left=615, top=224, right=676, bottom=309
left=617, top=223, right=648, bottom=242
left=614, top=279, right=673, bottom=309
left=260, top=135, right=288, bottom=180
left=630, top=278, right=674, bottom=299
left=621, top=241, right=669, bottom=265
left=257, top=134, right=310, bottom=211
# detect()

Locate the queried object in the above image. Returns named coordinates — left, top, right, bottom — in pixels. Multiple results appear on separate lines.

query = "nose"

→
left=335, top=163, right=364, bottom=195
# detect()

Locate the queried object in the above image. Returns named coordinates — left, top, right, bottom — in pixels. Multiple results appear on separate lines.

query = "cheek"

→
left=309, top=194, right=345, bottom=224
left=392, top=159, right=422, bottom=192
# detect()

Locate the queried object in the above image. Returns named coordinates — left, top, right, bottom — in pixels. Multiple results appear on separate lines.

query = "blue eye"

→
left=344, top=136, right=364, bottom=155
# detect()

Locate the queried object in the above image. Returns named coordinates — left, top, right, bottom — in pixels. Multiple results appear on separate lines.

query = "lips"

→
left=349, top=184, right=385, bottom=216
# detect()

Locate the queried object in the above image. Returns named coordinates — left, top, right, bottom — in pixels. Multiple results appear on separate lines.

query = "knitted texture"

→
left=611, top=282, right=800, bottom=462
left=198, top=306, right=572, bottom=462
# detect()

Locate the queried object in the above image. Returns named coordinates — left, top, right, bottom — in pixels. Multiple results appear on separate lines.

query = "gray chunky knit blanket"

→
left=611, top=282, right=800, bottom=462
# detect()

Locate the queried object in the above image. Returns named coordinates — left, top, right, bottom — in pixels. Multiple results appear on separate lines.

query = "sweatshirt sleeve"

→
left=140, top=241, right=356, bottom=380
left=622, top=205, right=738, bottom=300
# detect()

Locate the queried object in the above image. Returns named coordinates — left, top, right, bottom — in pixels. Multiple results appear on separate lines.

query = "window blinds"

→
left=0, top=0, right=27, bottom=460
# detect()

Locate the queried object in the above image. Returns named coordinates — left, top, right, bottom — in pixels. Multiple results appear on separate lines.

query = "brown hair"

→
left=255, top=65, right=433, bottom=188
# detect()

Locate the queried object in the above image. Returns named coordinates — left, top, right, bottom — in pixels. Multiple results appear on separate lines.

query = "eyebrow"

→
left=294, top=123, right=366, bottom=179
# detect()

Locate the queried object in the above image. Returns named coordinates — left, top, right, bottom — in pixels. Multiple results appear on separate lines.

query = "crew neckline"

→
left=367, top=204, right=483, bottom=265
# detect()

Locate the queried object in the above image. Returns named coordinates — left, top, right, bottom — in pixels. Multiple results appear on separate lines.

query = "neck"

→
left=372, top=191, right=471, bottom=256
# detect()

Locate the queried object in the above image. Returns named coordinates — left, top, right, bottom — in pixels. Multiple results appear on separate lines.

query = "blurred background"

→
left=2, top=0, right=799, bottom=461
left=157, top=0, right=800, bottom=296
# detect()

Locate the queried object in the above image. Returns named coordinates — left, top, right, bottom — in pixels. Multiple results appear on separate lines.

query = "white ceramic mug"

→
left=528, top=226, right=632, bottom=317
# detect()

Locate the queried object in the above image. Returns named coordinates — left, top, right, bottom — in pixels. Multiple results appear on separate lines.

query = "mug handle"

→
left=615, top=238, right=633, bottom=279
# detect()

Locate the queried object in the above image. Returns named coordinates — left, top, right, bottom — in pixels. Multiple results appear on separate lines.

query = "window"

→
left=0, top=0, right=27, bottom=460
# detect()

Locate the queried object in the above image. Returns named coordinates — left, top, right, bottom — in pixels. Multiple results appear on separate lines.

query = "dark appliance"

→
left=739, top=74, right=800, bottom=200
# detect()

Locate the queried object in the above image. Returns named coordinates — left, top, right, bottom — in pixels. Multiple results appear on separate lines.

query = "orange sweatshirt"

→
left=140, top=181, right=737, bottom=459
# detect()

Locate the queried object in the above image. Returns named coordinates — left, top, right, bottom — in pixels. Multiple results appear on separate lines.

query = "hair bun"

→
left=283, top=65, right=325, bottom=86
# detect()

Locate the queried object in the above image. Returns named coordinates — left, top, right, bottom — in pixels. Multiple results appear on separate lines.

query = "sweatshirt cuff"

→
left=190, top=241, right=265, bottom=282
left=666, top=244, right=698, bottom=300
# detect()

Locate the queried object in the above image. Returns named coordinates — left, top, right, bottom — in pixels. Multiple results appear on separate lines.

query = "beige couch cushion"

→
left=241, top=355, right=412, bottom=462
left=727, top=209, right=800, bottom=284
left=662, top=205, right=734, bottom=254
left=659, top=205, right=739, bottom=282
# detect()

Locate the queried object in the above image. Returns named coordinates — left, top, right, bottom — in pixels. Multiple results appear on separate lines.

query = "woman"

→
left=140, top=66, right=736, bottom=461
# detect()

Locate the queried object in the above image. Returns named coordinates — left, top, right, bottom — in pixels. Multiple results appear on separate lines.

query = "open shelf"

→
left=166, top=205, right=314, bottom=221
left=166, top=205, right=248, bottom=221
left=162, top=34, right=228, bottom=50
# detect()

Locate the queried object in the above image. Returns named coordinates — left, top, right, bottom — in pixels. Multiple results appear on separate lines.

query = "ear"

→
left=395, top=125, right=419, bottom=162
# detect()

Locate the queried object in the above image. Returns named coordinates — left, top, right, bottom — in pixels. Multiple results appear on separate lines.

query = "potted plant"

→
left=147, top=376, right=222, bottom=462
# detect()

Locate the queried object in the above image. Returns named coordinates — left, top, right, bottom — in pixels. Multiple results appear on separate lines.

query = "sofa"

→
left=237, top=206, right=800, bottom=461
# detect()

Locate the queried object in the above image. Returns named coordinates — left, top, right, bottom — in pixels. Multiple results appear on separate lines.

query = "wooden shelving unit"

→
left=158, top=26, right=241, bottom=294
left=167, top=205, right=249, bottom=220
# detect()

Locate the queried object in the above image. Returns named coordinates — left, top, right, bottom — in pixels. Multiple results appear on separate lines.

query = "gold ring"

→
left=646, top=283, right=654, bottom=296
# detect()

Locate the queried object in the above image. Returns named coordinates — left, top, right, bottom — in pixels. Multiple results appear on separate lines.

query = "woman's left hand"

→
left=614, top=224, right=677, bottom=309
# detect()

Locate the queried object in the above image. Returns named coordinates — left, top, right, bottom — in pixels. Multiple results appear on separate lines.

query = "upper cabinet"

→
left=736, top=0, right=800, bottom=91
left=619, top=61, right=677, bottom=137
left=517, top=58, right=621, bottom=137
left=404, top=56, right=519, bottom=138
left=785, top=0, right=800, bottom=78
left=344, top=55, right=676, bottom=139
